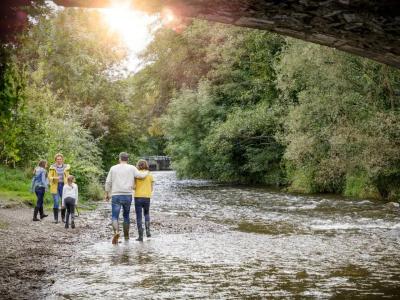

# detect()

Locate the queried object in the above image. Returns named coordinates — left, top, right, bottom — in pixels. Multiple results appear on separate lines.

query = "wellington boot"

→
left=53, top=208, right=59, bottom=223
left=33, top=207, right=40, bottom=221
left=65, top=222, right=69, bottom=229
left=61, top=208, right=66, bottom=223
left=112, top=220, right=120, bottom=245
left=39, top=207, right=48, bottom=219
left=145, top=221, right=151, bottom=238
left=136, top=225, right=143, bottom=242
left=123, top=223, right=130, bottom=240
left=71, top=221, right=75, bottom=229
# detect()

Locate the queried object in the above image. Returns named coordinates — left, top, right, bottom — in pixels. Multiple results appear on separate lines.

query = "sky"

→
left=49, top=0, right=159, bottom=73
left=101, top=6, right=159, bottom=72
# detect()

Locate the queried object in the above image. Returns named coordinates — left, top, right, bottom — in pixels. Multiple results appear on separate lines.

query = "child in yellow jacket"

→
left=134, top=159, right=154, bottom=242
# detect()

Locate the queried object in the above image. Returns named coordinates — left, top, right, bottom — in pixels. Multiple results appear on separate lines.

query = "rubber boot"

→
left=61, top=208, right=66, bottom=223
left=33, top=207, right=40, bottom=221
left=145, top=221, right=151, bottom=238
left=65, top=211, right=69, bottom=229
left=53, top=208, right=59, bottom=223
left=71, top=210, right=75, bottom=228
left=112, top=220, right=120, bottom=245
left=39, top=207, right=48, bottom=219
left=136, top=225, right=143, bottom=242
left=123, top=223, right=130, bottom=240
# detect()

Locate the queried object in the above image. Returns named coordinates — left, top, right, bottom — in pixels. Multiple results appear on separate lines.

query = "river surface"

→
left=47, top=171, right=400, bottom=299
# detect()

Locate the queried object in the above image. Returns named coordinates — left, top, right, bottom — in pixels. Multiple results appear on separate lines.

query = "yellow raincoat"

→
left=48, top=164, right=71, bottom=194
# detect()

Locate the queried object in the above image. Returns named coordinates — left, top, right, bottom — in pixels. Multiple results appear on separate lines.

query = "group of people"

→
left=31, top=153, right=78, bottom=229
left=31, top=151, right=154, bottom=244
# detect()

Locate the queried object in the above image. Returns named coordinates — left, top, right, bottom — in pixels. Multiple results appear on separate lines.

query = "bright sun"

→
left=101, top=1, right=157, bottom=70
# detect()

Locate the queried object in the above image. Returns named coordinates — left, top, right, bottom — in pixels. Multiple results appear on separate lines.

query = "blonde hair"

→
left=54, top=153, right=64, bottom=161
left=137, top=159, right=149, bottom=170
left=67, top=175, right=75, bottom=185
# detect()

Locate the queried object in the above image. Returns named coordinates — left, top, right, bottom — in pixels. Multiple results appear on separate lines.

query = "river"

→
left=46, top=171, right=400, bottom=299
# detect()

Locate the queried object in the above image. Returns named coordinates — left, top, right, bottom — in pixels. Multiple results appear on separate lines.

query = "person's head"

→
left=38, top=160, right=47, bottom=168
left=137, top=159, right=149, bottom=171
left=67, top=175, right=74, bottom=185
left=54, top=153, right=64, bottom=165
left=119, top=152, right=129, bottom=163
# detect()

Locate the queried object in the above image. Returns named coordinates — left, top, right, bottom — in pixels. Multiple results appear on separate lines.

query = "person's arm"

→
left=41, top=171, right=47, bottom=187
left=61, top=186, right=66, bottom=208
left=133, top=166, right=148, bottom=178
left=49, top=169, right=58, bottom=183
left=104, top=169, right=112, bottom=201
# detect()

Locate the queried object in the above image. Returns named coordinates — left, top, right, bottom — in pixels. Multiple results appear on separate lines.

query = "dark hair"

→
left=119, top=152, right=129, bottom=162
left=137, top=159, right=149, bottom=170
left=38, top=160, right=47, bottom=168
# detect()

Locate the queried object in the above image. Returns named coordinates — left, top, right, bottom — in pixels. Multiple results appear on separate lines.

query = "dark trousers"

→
left=64, top=197, right=76, bottom=224
left=35, top=186, right=45, bottom=208
left=134, top=197, right=150, bottom=228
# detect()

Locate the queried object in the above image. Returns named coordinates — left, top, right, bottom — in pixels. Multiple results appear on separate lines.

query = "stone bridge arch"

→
left=1, top=1, right=399, bottom=68
left=54, top=0, right=400, bottom=68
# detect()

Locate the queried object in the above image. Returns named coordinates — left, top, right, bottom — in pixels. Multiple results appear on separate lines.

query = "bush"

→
left=344, top=172, right=380, bottom=199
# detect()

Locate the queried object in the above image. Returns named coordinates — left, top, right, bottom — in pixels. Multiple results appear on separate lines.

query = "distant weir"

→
left=141, top=156, right=171, bottom=171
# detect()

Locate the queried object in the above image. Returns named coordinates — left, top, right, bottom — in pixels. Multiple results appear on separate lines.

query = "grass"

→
left=0, top=165, right=53, bottom=207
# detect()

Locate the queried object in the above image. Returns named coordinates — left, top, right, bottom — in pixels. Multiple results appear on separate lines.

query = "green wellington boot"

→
left=112, top=220, right=120, bottom=245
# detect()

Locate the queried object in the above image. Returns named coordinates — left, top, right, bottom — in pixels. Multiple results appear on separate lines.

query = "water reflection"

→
left=46, top=171, right=400, bottom=299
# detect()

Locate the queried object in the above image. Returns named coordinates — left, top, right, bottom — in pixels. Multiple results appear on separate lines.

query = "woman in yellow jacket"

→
left=48, top=153, right=71, bottom=223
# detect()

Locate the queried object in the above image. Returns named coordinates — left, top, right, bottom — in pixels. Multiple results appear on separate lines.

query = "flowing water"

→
left=47, top=171, right=400, bottom=299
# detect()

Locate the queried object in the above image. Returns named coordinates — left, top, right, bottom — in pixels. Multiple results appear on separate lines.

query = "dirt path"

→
left=0, top=201, right=224, bottom=300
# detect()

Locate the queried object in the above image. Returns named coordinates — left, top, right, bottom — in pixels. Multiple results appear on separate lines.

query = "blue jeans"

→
left=134, top=197, right=150, bottom=228
left=35, top=186, right=45, bottom=208
left=52, top=182, right=64, bottom=209
left=111, top=195, right=132, bottom=224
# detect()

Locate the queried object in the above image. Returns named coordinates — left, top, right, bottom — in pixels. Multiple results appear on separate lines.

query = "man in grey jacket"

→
left=105, top=152, right=148, bottom=244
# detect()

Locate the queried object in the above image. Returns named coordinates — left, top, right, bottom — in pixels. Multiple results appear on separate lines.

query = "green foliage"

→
left=277, top=40, right=400, bottom=199
left=1, top=7, right=399, bottom=203
left=0, top=165, right=35, bottom=206
left=0, top=56, right=26, bottom=166
left=344, top=172, right=379, bottom=199
left=141, top=20, right=400, bottom=200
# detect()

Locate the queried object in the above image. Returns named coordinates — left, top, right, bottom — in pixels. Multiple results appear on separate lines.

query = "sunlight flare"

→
left=101, top=1, right=157, bottom=70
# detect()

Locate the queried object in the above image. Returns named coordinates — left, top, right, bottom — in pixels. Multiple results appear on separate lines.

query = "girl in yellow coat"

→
left=134, top=159, right=154, bottom=241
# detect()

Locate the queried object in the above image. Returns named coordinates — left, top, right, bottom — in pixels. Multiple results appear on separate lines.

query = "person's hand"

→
left=104, top=192, right=110, bottom=202
left=61, top=206, right=65, bottom=209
